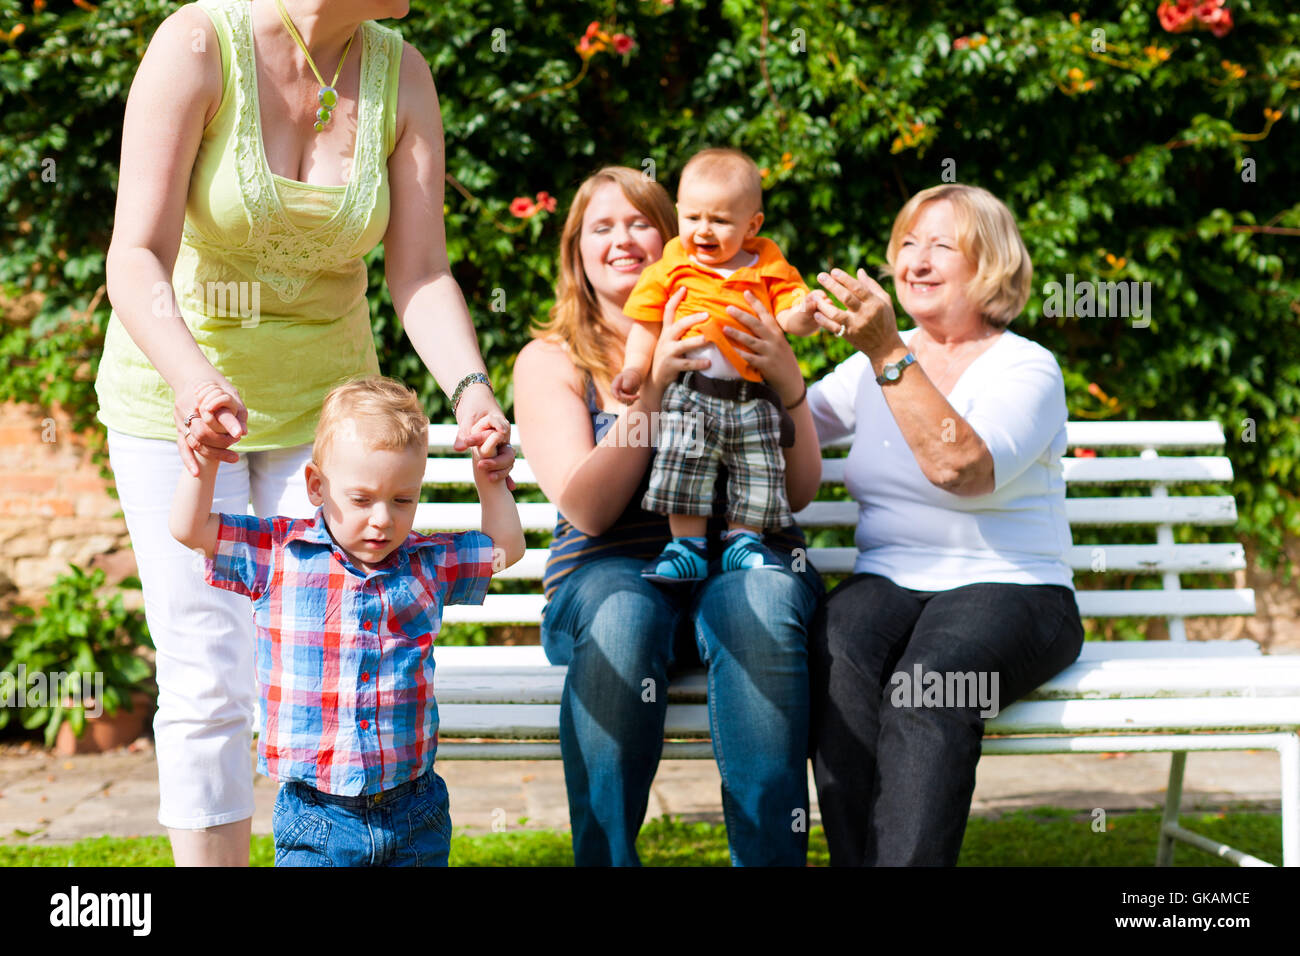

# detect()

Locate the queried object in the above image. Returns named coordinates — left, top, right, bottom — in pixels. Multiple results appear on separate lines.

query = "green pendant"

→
left=316, top=107, right=332, bottom=124
left=318, top=86, right=338, bottom=108
left=313, top=120, right=326, bottom=133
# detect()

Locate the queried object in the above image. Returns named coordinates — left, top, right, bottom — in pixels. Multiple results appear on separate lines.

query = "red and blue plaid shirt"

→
left=204, top=509, right=494, bottom=796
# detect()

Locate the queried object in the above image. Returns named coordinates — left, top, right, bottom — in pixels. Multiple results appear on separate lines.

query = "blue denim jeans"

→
left=541, top=555, right=823, bottom=866
left=272, top=769, right=452, bottom=867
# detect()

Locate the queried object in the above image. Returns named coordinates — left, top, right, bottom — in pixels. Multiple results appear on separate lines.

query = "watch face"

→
left=885, top=366, right=900, bottom=381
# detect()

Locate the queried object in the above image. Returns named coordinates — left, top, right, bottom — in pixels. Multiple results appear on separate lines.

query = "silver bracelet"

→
left=451, top=372, right=492, bottom=415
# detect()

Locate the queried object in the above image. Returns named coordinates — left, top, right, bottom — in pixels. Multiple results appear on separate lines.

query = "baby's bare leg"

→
left=668, top=514, right=708, bottom=538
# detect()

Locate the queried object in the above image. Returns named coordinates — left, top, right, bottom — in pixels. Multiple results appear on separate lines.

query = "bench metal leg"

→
left=1157, top=751, right=1186, bottom=867
left=1282, top=733, right=1300, bottom=868
left=985, top=734, right=1286, bottom=866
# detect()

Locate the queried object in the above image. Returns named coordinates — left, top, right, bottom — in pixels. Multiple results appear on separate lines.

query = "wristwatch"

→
left=875, top=352, right=916, bottom=385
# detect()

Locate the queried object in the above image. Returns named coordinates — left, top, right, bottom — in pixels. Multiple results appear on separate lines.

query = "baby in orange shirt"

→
left=611, top=148, right=822, bottom=582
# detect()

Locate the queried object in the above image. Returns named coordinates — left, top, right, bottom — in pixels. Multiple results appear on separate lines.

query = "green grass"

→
left=0, top=808, right=1282, bottom=866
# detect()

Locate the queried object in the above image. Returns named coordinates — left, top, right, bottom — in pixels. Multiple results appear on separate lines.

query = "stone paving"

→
left=0, top=738, right=1284, bottom=844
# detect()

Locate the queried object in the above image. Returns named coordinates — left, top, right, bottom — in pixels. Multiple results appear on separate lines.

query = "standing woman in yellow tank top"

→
left=94, top=0, right=513, bottom=866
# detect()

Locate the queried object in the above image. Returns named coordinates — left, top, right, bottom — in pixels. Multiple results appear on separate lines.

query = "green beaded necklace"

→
left=273, top=0, right=355, bottom=132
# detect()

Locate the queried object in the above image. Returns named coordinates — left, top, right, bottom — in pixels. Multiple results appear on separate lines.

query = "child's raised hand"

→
left=175, top=378, right=248, bottom=476
left=610, top=368, right=643, bottom=404
left=195, top=382, right=245, bottom=439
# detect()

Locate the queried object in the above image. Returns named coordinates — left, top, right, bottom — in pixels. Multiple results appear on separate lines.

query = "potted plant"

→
left=0, top=565, right=155, bottom=754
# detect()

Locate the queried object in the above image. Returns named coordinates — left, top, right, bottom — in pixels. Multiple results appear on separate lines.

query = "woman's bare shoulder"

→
left=392, top=39, right=438, bottom=148
left=515, top=338, right=584, bottom=393
left=141, top=4, right=223, bottom=129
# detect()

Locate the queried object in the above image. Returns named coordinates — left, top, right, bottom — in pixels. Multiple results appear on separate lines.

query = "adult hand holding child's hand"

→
left=467, top=417, right=517, bottom=490
left=453, top=386, right=516, bottom=490
left=174, top=378, right=247, bottom=477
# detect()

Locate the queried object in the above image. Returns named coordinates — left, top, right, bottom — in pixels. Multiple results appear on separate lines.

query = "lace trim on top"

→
left=182, top=0, right=392, bottom=302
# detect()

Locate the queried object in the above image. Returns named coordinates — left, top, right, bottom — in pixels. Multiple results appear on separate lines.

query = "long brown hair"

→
left=532, top=167, right=677, bottom=390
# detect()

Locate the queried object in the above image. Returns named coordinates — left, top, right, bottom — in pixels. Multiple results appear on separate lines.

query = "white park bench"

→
left=419, top=420, right=1300, bottom=867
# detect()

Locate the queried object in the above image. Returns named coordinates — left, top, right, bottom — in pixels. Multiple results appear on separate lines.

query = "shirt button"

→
left=360, top=719, right=370, bottom=730
left=361, top=672, right=370, bottom=682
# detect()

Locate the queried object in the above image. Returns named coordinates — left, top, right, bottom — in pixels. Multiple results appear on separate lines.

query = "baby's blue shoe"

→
left=720, top=531, right=784, bottom=572
left=642, top=537, right=709, bottom=584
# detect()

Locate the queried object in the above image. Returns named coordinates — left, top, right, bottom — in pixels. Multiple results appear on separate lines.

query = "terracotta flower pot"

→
left=54, top=692, right=155, bottom=756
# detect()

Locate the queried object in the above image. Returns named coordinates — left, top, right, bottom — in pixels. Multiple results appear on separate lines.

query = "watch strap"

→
left=875, top=352, right=917, bottom=385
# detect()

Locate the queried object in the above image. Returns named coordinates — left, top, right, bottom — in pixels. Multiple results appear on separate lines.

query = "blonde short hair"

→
left=679, top=148, right=763, bottom=215
left=312, top=376, right=429, bottom=467
left=885, top=184, right=1033, bottom=329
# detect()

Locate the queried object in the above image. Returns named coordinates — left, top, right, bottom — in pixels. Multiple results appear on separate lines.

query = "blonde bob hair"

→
left=532, top=167, right=678, bottom=390
left=884, top=183, right=1032, bottom=329
left=312, top=375, right=429, bottom=467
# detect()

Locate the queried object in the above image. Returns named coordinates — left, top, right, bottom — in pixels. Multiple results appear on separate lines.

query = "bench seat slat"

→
left=439, top=589, right=1258, bottom=625
left=430, top=642, right=1267, bottom=669
left=1029, top=658, right=1300, bottom=700
left=433, top=660, right=1300, bottom=705
left=985, top=697, right=1300, bottom=734
left=435, top=672, right=709, bottom=705
left=438, top=703, right=711, bottom=739
left=436, top=697, right=1300, bottom=739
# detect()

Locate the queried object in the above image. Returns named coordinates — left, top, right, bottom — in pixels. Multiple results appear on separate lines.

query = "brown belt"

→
left=677, top=371, right=796, bottom=448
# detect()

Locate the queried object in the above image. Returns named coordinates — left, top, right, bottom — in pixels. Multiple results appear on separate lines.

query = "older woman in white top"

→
left=805, top=184, right=1084, bottom=866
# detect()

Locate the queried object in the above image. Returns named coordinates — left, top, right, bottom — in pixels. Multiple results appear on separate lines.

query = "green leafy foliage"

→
left=0, top=566, right=154, bottom=747
left=2, top=0, right=1297, bottom=562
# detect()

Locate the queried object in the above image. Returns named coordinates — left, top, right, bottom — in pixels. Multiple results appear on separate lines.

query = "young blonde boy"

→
left=169, top=376, right=524, bottom=867
left=611, top=148, right=822, bottom=582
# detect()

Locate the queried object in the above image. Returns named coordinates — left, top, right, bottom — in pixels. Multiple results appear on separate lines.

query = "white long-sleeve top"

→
left=807, top=327, right=1075, bottom=591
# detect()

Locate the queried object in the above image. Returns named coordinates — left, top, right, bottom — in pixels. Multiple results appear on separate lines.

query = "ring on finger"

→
left=835, top=322, right=848, bottom=338
left=184, top=413, right=198, bottom=428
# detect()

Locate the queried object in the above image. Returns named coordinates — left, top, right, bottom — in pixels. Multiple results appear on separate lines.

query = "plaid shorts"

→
left=643, top=379, right=793, bottom=531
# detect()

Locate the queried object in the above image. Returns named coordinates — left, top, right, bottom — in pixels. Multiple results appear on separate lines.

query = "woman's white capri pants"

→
left=106, top=429, right=314, bottom=829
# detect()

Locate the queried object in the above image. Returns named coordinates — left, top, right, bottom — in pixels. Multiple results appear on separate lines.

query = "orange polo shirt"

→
left=623, top=236, right=809, bottom=382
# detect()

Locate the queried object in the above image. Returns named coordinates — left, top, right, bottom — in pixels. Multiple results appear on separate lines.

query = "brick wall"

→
left=0, top=401, right=133, bottom=610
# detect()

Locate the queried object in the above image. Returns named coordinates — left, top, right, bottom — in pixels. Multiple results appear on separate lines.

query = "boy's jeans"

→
left=273, top=769, right=452, bottom=867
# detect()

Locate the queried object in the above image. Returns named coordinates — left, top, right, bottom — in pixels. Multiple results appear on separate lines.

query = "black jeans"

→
left=809, top=573, right=1085, bottom=866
